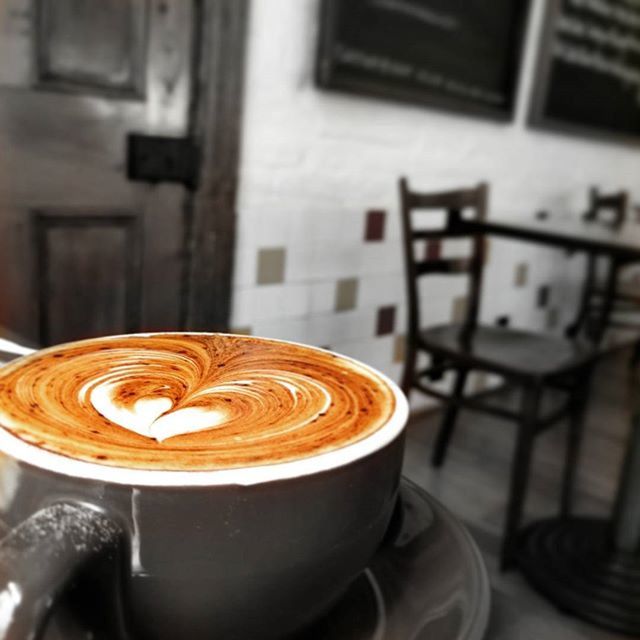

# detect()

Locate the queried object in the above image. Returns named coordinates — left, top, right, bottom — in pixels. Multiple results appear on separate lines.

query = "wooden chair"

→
left=583, top=186, right=628, bottom=227
left=399, top=177, right=597, bottom=569
left=567, top=187, right=635, bottom=344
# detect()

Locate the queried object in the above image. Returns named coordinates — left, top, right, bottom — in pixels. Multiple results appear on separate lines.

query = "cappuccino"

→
left=0, top=334, right=396, bottom=472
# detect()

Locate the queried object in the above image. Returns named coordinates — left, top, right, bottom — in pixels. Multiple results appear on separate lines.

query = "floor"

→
left=402, top=348, right=632, bottom=640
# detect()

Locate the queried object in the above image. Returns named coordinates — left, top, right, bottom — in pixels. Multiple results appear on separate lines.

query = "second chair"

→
left=567, top=187, right=640, bottom=353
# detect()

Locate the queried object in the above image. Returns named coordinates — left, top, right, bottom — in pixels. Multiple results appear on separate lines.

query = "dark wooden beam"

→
left=182, top=0, right=250, bottom=331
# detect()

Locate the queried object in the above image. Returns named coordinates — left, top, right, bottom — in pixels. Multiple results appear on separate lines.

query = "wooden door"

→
left=0, top=0, right=246, bottom=346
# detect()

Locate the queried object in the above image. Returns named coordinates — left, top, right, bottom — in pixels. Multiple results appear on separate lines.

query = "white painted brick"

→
left=253, top=284, right=311, bottom=321
left=442, top=238, right=473, bottom=258
left=230, top=287, right=255, bottom=326
left=306, top=246, right=362, bottom=281
left=282, top=248, right=314, bottom=283
left=418, top=276, right=467, bottom=306
left=232, top=248, right=257, bottom=288
left=305, top=310, right=376, bottom=346
left=232, top=284, right=310, bottom=324
left=232, top=0, right=640, bottom=379
left=333, top=336, right=396, bottom=377
left=357, top=243, right=403, bottom=276
left=420, top=292, right=458, bottom=327
left=396, top=303, right=408, bottom=332
left=358, top=274, right=404, bottom=308
left=250, top=317, right=309, bottom=344
left=309, top=281, right=336, bottom=314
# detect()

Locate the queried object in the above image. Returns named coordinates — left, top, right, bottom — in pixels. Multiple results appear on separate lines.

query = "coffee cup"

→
left=0, top=333, right=408, bottom=639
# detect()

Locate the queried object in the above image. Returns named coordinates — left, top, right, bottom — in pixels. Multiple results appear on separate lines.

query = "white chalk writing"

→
left=553, top=0, right=640, bottom=103
left=334, top=45, right=505, bottom=106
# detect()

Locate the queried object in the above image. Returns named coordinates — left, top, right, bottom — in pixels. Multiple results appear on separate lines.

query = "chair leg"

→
left=560, top=371, right=591, bottom=517
left=501, top=383, right=541, bottom=571
left=630, top=339, right=640, bottom=370
left=431, top=369, right=468, bottom=468
left=566, top=255, right=596, bottom=339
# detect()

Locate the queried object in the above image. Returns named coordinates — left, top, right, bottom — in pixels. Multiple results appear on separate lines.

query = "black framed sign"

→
left=530, top=0, right=640, bottom=145
left=316, top=0, right=531, bottom=121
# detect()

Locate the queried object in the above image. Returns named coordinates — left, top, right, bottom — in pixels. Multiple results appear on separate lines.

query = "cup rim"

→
left=0, top=332, right=408, bottom=486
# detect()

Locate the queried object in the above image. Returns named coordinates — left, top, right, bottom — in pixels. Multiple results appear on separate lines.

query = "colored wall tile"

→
left=309, top=281, right=335, bottom=314
left=514, top=262, right=528, bottom=287
left=473, top=371, right=488, bottom=393
left=335, top=277, right=359, bottom=312
left=451, top=296, right=468, bottom=323
left=393, top=334, right=406, bottom=363
left=537, top=284, right=550, bottom=308
left=376, top=305, right=396, bottom=335
left=230, top=326, right=252, bottom=335
left=425, top=239, right=441, bottom=260
left=256, top=247, right=286, bottom=285
left=364, top=209, right=386, bottom=241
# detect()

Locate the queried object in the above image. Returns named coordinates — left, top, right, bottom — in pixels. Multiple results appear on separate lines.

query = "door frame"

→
left=182, top=0, right=250, bottom=330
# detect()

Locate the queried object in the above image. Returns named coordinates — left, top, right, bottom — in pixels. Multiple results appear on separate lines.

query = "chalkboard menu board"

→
left=530, top=0, right=640, bottom=144
left=316, top=0, right=531, bottom=120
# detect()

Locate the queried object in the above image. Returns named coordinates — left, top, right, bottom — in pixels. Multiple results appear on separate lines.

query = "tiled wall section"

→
left=231, top=0, right=640, bottom=411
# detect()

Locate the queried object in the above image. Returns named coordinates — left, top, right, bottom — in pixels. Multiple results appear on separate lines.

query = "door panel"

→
left=0, top=0, right=194, bottom=345
left=46, top=225, right=129, bottom=344
left=35, top=213, right=141, bottom=345
left=36, top=0, right=147, bottom=96
left=139, top=185, right=183, bottom=330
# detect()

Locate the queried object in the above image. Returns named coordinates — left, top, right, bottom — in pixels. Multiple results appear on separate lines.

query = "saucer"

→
left=43, top=478, right=490, bottom=640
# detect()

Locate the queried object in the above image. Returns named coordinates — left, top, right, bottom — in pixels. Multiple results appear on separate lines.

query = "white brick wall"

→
left=231, top=0, right=640, bottom=407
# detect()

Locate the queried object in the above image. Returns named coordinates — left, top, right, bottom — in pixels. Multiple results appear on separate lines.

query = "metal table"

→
left=463, top=213, right=640, bottom=260
left=463, top=213, right=640, bottom=342
left=461, top=213, right=640, bottom=635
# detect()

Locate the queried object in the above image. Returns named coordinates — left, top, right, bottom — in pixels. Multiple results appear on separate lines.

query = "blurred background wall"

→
left=231, top=0, right=640, bottom=404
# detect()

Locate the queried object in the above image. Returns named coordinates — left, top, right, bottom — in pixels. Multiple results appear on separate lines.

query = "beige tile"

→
left=393, top=334, right=406, bottom=363
left=335, top=277, right=358, bottom=312
left=473, top=371, right=488, bottom=393
left=451, top=295, right=468, bottom=323
left=230, top=326, right=252, bottom=336
left=514, top=262, right=528, bottom=287
left=256, top=248, right=286, bottom=285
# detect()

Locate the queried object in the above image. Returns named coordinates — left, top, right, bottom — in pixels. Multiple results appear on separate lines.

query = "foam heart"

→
left=90, top=383, right=226, bottom=442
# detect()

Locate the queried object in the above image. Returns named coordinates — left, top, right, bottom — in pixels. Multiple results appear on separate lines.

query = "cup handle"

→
left=0, top=502, right=121, bottom=640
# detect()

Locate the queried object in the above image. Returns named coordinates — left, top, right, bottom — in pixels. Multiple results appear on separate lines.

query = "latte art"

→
left=0, top=334, right=396, bottom=471
left=84, top=364, right=333, bottom=442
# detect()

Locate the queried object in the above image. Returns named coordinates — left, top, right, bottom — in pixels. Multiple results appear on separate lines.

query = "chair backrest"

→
left=399, top=177, right=488, bottom=338
left=583, top=186, right=629, bottom=228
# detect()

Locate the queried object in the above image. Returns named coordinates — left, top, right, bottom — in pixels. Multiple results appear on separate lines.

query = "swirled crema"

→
left=0, top=334, right=396, bottom=471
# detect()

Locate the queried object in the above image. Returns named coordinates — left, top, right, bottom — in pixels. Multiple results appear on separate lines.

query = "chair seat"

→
left=418, top=324, right=595, bottom=380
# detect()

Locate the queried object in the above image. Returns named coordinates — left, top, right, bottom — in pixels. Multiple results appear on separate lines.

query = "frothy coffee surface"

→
left=0, top=334, right=396, bottom=471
